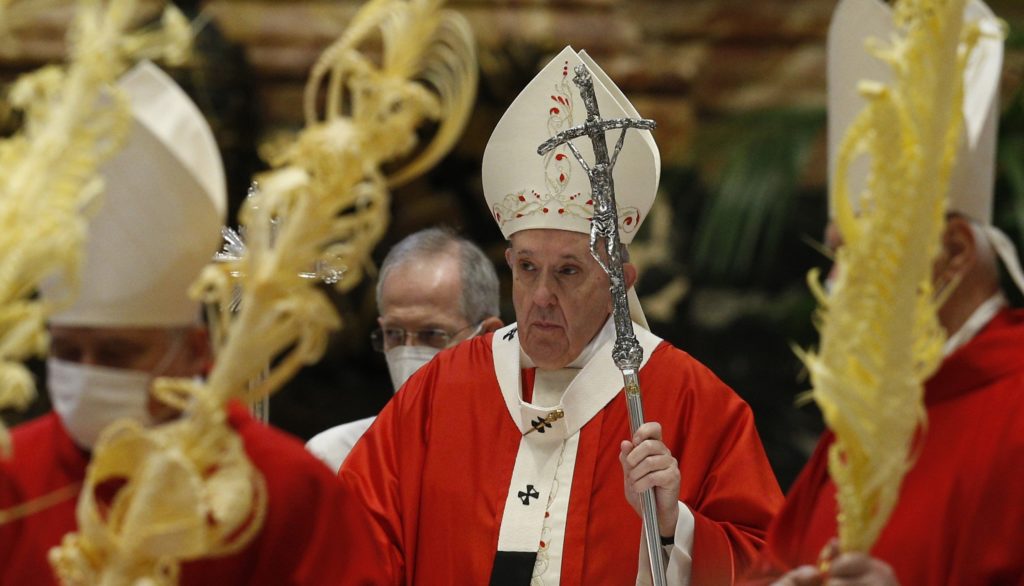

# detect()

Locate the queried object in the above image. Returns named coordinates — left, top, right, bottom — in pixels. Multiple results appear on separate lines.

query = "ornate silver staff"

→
left=538, top=64, right=666, bottom=585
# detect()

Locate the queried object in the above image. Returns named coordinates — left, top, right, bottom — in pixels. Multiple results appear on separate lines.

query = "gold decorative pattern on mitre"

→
left=799, top=0, right=1001, bottom=554
left=0, top=0, right=190, bottom=459
left=49, top=0, right=477, bottom=583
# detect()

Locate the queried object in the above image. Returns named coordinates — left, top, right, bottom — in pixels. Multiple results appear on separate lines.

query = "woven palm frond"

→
left=801, top=0, right=996, bottom=553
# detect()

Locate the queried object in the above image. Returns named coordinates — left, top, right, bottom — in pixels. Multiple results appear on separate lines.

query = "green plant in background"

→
left=639, top=110, right=829, bottom=489
left=691, top=108, right=826, bottom=287
left=996, top=25, right=1024, bottom=305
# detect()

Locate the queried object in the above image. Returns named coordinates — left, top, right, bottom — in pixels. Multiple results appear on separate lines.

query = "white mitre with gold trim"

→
left=42, top=61, right=227, bottom=327
left=482, top=45, right=660, bottom=245
left=829, top=0, right=1024, bottom=292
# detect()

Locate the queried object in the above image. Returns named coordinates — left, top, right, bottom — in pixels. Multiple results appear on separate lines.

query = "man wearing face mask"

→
left=306, top=227, right=503, bottom=472
left=333, top=46, right=782, bottom=585
left=0, top=61, right=349, bottom=585
left=744, top=1, right=1024, bottom=584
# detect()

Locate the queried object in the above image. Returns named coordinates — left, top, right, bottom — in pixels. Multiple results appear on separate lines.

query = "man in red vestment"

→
left=0, top=61, right=348, bottom=585
left=745, top=1, right=1024, bottom=584
left=335, top=46, right=783, bottom=586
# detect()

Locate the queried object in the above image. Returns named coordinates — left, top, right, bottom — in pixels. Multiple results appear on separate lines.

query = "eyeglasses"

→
left=370, top=323, right=480, bottom=352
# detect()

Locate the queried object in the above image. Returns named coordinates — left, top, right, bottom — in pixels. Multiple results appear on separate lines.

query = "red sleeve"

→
left=650, top=346, right=785, bottom=585
left=689, top=400, right=784, bottom=585
left=334, top=357, right=440, bottom=585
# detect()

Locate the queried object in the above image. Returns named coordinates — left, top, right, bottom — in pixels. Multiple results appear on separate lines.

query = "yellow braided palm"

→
left=48, top=1, right=477, bottom=583
left=203, top=0, right=476, bottom=406
left=801, top=0, right=985, bottom=553
left=0, top=0, right=189, bottom=459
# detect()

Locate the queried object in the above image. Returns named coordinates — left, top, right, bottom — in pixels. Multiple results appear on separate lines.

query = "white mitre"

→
left=482, top=45, right=660, bottom=245
left=43, top=61, right=227, bottom=327
left=482, top=46, right=659, bottom=326
left=828, top=0, right=1024, bottom=293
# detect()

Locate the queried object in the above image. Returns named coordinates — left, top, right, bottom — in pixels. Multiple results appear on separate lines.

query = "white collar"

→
left=943, top=292, right=1006, bottom=356
left=494, top=319, right=661, bottom=438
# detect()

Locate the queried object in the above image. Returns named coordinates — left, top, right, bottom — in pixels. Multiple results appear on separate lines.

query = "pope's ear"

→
left=623, top=262, right=638, bottom=290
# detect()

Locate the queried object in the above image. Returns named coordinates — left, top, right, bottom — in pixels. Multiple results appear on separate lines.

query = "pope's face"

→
left=506, top=229, right=613, bottom=370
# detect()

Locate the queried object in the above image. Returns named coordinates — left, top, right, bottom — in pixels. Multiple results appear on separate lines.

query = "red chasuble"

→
left=0, top=402, right=349, bottom=585
left=743, top=308, right=1024, bottom=585
left=336, top=325, right=782, bottom=585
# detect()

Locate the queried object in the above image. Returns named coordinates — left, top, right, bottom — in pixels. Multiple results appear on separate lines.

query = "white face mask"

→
left=48, top=358, right=156, bottom=450
left=47, top=333, right=186, bottom=450
left=382, top=323, right=484, bottom=391
left=385, top=345, right=439, bottom=392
